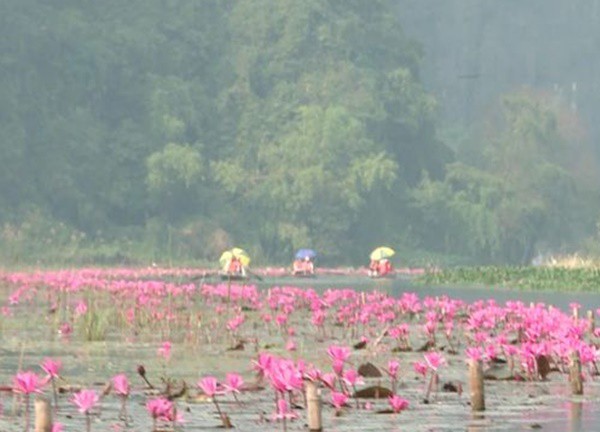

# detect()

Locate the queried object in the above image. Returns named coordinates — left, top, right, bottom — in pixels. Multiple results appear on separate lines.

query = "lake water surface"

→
left=0, top=274, right=598, bottom=431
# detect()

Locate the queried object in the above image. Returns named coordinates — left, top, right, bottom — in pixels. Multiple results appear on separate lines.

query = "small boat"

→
left=292, top=249, right=316, bottom=277
left=368, top=272, right=396, bottom=280
left=219, top=247, right=251, bottom=281
left=219, top=273, right=249, bottom=281
left=292, top=271, right=317, bottom=278
left=368, top=246, right=396, bottom=279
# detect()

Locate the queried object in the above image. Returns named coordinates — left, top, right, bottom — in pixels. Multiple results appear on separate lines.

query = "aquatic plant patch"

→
left=0, top=268, right=597, bottom=431
left=418, top=266, right=600, bottom=291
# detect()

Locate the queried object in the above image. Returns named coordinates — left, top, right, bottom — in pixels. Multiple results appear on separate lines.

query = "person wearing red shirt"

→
left=228, top=256, right=245, bottom=276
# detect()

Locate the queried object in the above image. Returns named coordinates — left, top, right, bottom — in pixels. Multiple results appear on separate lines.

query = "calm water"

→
left=257, top=275, right=600, bottom=312
left=393, top=280, right=600, bottom=312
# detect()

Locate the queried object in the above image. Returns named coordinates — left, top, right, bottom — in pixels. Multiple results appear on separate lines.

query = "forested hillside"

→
left=398, top=0, right=600, bottom=135
left=0, top=0, right=598, bottom=265
left=398, top=0, right=600, bottom=263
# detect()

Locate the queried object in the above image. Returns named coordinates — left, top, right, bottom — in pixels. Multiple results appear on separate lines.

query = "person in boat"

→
left=379, top=258, right=393, bottom=276
left=292, top=258, right=303, bottom=275
left=227, top=256, right=246, bottom=277
left=293, top=256, right=315, bottom=276
left=368, top=259, right=379, bottom=277
left=305, top=256, right=315, bottom=274
left=369, top=258, right=393, bottom=277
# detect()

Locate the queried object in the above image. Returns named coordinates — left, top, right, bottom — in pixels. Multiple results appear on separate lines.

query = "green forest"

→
left=1, top=0, right=599, bottom=266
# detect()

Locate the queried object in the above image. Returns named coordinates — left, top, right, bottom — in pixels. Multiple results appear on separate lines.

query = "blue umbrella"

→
left=295, top=248, right=317, bottom=260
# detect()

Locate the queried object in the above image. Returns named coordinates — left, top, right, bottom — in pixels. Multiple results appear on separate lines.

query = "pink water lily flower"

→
left=272, top=398, right=298, bottom=421
left=424, top=352, right=446, bottom=371
left=465, top=347, right=484, bottom=362
left=332, top=359, right=344, bottom=375
left=41, top=358, right=62, bottom=379
left=252, top=353, right=273, bottom=378
left=74, top=300, right=88, bottom=316
left=12, top=370, right=46, bottom=432
left=226, top=314, right=245, bottom=332
left=388, top=394, right=409, bottom=413
left=112, top=373, right=130, bottom=396
left=71, top=389, right=99, bottom=414
left=342, top=369, right=363, bottom=387
left=387, top=360, right=400, bottom=379
left=413, top=361, right=428, bottom=377
left=223, top=373, right=244, bottom=394
left=112, top=372, right=131, bottom=421
left=198, top=375, right=228, bottom=425
left=331, top=391, right=349, bottom=410
left=320, top=372, right=336, bottom=390
left=163, top=404, right=185, bottom=424
left=146, top=397, right=173, bottom=420
left=198, top=376, right=220, bottom=397
left=327, top=345, right=351, bottom=363
left=52, top=423, right=64, bottom=432
left=304, top=367, right=321, bottom=382
left=285, top=339, right=297, bottom=351
left=41, top=358, right=62, bottom=410
left=268, top=359, right=303, bottom=393
left=13, top=371, right=45, bottom=394
left=158, top=341, right=172, bottom=361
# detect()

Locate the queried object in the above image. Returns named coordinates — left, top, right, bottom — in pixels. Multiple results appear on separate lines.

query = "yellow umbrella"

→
left=370, top=246, right=395, bottom=261
left=231, top=247, right=251, bottom=266
left=219, top=250, right=234, bottom=268
left=220, top=248, right=251, bottom=267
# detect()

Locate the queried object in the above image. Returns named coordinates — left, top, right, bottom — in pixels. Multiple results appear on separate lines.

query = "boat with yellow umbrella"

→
left=219, top=247, right=251, bottom=281
left=368, top=246, right=396, bottom=278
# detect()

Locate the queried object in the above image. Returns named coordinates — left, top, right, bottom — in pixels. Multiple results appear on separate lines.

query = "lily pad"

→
left=484, top=364, right=523, bottom=381
left=353, top=385, right=393, bottom=399
left=358, top=362, right=382, bottom=378
left=353, top=340, right=367, bottom=350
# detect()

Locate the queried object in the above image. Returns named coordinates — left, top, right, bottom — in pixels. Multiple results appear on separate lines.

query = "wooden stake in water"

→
left=468, top=359, right=485, bottom=411
left=34, top=396, right=52, bottom=432
left=13, top=343, right=26, bottom=417
left=569, top=351, right=583, bottom=396
left=306, top=381, right=323, bottom=432
left=587, top=310, right=595, bottom=335
left=226, top=275, right=232, bottom=317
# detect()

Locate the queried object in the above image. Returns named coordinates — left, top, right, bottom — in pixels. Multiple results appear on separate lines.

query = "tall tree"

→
left=215, top=0, right=448, bottom=261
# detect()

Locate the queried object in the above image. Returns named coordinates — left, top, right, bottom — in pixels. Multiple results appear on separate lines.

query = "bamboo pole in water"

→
left=12, top=343, right=25, bottom=417
left=587, top=310, right=595, bottom=335
left=569, top=351, right=583, bottom=396
left=306, top=381, right=323, bottom=431
left=469, top=359, right=485, bottom=411
left=34, top=396, right=52, bottom=432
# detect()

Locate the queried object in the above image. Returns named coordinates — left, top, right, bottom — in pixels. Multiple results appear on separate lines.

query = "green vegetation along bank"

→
left=418, top=266, right=600, bottom=292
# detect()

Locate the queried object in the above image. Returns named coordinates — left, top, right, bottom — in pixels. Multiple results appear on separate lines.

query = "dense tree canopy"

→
left=413, top=91, right=594, bottom=263
left=0, top=1, right=598, bottom=265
